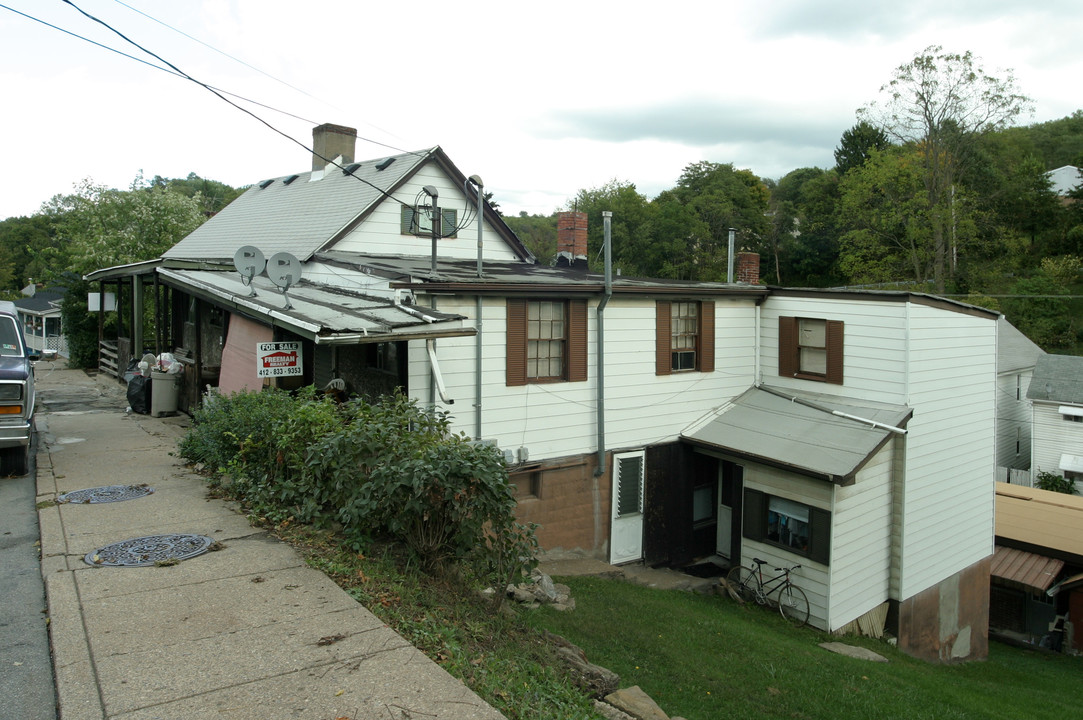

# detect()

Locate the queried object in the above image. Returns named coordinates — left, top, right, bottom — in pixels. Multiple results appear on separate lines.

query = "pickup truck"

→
left=0, top=300, right=55, bottom=476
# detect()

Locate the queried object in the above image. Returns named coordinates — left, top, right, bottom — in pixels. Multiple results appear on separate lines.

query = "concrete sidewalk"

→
left=35, top=366, right=504, bottom=720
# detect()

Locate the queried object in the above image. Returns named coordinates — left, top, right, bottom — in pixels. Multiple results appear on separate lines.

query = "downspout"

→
left=472, top=175, right=485, bottom=440
left=595, top=211, right=613, bottom=476
left=594, top=212, right=613, bottom=553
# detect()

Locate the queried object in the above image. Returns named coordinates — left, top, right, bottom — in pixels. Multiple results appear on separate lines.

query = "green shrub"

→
left=1034, top=469, right=1079, bottom=495
left=179, top=388, right=537, bottom=595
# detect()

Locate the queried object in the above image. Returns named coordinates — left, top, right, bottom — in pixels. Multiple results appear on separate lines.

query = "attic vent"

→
left=283, top=174, right=299, bottom=185
left=343, top=162, right=362, bottom=176
left=258, top=179, right=274, bottom=189
left=375, top=157, right=395, bottom=171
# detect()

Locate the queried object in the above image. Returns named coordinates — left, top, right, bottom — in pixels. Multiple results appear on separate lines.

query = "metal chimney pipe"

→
left=726, top=227, right=736, bottom=283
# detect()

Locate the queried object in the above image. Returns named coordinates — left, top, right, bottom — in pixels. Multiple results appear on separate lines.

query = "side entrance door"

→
left=610, top=450, right=645, bottom=564
left=716, top=460, right=743, bottom=561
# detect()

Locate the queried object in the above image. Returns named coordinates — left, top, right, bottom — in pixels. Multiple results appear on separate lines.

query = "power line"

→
left=0, top=2, right=318, bottom=125
left=55, top=0, right=420, bottom=207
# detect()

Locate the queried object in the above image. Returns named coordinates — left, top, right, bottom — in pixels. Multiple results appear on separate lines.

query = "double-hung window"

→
left=400, top=205, right=457, bottom=238
left=656, top=300, right=714, bottom=375
left=778, top=316, right=844, bottom=384
left=506, top=299, right=587, bottom=386
left=742, top=489, right=830, bottom=565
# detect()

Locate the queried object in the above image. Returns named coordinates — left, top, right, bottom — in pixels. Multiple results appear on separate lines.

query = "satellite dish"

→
left=267, top=252, right=302, bottom=309
left=233, top=246, right=265, bottom=297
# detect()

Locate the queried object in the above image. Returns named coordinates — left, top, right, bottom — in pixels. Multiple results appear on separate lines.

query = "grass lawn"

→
left=523, top=576, right=1083, bottom=720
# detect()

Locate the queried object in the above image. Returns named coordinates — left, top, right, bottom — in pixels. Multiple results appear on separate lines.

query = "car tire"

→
left=1, top=445, right=29, bottom=477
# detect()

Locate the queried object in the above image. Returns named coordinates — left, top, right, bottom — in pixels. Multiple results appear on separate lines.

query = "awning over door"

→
left=991, top=545, right=1064, bottom=594
left=682, top=386, right=912, bottom=485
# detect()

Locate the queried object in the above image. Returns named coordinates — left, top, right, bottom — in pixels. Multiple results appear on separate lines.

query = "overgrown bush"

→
left=179, top=388, right=537, bottom=595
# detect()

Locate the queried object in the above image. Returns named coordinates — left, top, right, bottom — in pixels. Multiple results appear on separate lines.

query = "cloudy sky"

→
left=1, top=0, right=1080, bottom=221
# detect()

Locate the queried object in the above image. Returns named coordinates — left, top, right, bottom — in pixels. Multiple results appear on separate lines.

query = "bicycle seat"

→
left=751, top=557, right=767, bottom=566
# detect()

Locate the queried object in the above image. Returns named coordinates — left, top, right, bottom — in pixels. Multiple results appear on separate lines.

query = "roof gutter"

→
left=757, top=385, right=909, bottom=435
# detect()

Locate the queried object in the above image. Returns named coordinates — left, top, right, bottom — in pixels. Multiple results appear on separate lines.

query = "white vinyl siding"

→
left=896, top=303, right=996, bottom=599
left=828, top=443, right=894, bottom=630
left=739, top=465, right=831, bottom=631
left=331, top=163, right=519, bottom=261
left=1031, top=401, right=1083, bottom=480
left=408, top=295, right=757, bottom=459
left=996, top=370, right=1032, bottom=469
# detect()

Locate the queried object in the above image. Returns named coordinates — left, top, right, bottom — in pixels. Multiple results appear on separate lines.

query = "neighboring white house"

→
left=13, top=287, right=67, bottom=358
left=1046, top=165, right=1082, bottom=198
left=86, top=124, right=1000, bottom=662
left=1027, top=354, right=1083, bottom=493
left=996, top=317, right=1045, bottom=472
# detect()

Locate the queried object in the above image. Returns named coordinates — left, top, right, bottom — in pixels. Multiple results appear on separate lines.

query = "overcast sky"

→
left=1, top=0, right=1080, bottom=221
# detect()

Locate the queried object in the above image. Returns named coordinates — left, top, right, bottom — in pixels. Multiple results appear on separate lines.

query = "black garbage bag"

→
left=127, top=374, right=151, bottom=414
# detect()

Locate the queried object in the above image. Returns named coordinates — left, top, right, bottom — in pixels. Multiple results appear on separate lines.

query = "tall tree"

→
left=858, top=45, right=1032, bottom=292
left=41, top=174, right=205, bottom=276
left=834, top=121, right=891, bottom=175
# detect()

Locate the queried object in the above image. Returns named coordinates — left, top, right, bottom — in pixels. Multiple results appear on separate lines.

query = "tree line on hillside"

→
left=504, top=48, right=1083, bottom=352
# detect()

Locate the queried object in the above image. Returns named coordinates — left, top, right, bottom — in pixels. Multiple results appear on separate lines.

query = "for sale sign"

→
left=257, top=342, right=302, bottom=378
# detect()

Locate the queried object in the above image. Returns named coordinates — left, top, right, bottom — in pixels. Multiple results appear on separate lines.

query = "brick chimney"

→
left=736, top=252, right=760, bottom=284
left=312, top=123, right=357, bottom=171
left=556, top=211, right=588, bottom=268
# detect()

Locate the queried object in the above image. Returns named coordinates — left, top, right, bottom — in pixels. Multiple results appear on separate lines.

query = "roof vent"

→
left=342, top=162, right=362, bottom=176
left=258, top=179, right=274, bottom=189
left=375, top=157, right=395, bottom=171
left=283, top=174, right=299, bottom=185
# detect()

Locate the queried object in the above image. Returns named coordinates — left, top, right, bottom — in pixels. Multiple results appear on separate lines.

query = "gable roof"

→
left=1026, top=354, right=1083, bottom=403
left=998, top=317, right=1044, bottom=374
left=1046, top=165, right=1082, bottom=196
left=682, top=385, right=912, bottom=485
left=163, top=146, right=532, bottom=264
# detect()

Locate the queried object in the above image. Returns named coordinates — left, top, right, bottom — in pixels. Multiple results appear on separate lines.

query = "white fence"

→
left=995, top=466, right=1033, bottom=487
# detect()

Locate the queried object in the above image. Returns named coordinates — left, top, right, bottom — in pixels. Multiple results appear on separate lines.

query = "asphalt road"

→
left=0, top=430, right=57, bottom=720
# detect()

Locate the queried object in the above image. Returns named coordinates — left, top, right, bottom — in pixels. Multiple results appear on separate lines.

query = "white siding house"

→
left=93, top=124, right=1002, bottom=663
left=1027, top=354, right=1083, bottom=493
left=996, top=318, right=1044, bottom=471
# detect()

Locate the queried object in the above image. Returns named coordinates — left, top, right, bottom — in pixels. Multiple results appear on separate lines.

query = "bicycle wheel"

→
left=725, top=565, right=761, bottom=604
left=777, top=583, right=810, bottom=627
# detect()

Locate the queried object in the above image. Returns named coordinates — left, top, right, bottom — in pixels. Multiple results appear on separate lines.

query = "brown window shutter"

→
left=825, top=320, right=844, bottom=385
left=656, top=300, right=671, bottom=376
left=778, top=316, right=797, bottom=377
left=567, top=299, right=588, bottom=382
left=506, top=299, right=527, bottom=386
left=698, top=301, right=714, bottom=373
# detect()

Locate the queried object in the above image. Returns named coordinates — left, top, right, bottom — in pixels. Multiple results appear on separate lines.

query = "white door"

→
left=610, top=451, right=645, bottom=564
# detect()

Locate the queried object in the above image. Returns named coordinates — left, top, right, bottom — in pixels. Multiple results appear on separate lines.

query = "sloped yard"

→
left=524, top=576, right=1081, bottom=720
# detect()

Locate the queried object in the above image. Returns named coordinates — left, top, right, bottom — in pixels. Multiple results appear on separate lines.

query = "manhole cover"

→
left=84, top=534, right=215, bottom=567
left=59, top=485, right=154, bottom=504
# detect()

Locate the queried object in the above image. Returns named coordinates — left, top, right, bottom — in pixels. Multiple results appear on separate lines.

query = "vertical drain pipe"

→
left=593, top=212, right=613, bottom=550
left=469, top=175, right=485, bottom=439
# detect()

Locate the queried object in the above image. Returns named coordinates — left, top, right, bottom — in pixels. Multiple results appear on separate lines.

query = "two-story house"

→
left=87, top=124, right=998, bottom=662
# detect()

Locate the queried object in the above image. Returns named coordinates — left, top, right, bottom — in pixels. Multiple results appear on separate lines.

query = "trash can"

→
left=150, top=370, right=181, bottom=417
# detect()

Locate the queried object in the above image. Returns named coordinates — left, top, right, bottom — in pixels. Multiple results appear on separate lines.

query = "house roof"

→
left=1026, top=354, right=1083, bottom=403
left=998, top=317, right=1044, bottom=374
left=157, top=268, right=474, bottom=345
left=681, top=385, right=912, bottom=485
left=1046, top=165, right=1082, bottom=196
left=162, top=147, right=532, bottom=264
left=990, top=545, right=1064, bottom=594
left=331, top=253, right=770, bottom=297
left=996, top=483, right=1083, bottom=564
left=13, top=289, right=65, bottom=315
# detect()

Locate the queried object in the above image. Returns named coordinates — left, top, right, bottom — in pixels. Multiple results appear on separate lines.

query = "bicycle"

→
left=726, top=558, right=810, bottom=627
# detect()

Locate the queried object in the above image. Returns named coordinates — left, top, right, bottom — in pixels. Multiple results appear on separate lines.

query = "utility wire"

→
left=0, top=2, right=318, bottom=125
left=57, top=0, right=420, bottom=208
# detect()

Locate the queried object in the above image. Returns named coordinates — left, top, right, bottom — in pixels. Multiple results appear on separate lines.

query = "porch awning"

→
left=157, top=268, right=475, bottom=345
left=681, top=385, right=912, bottom=485
left=991, top=545, right=1064, bottom=594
